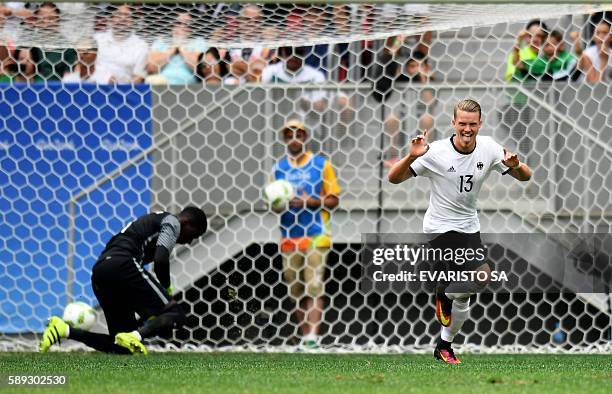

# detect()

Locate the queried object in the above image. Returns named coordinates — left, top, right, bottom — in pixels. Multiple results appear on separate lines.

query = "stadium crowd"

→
left=0, top=3, right=609, bottom=86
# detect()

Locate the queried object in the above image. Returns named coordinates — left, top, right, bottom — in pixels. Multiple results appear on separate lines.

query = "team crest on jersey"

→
left=477, top=162, right=484, bottom=170
left=447, top=166, right=456, bottom=172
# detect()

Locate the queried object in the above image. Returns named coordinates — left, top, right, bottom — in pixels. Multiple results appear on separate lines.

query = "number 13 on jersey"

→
left=459, top=175, right=473, bottom=193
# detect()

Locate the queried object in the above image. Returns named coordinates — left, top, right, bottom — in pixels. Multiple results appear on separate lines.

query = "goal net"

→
left=4, top=3, right=605, bottom=49
left=0, top=2, right=610, bottom=353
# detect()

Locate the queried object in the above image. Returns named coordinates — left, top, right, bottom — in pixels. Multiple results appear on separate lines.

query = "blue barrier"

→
left=0, top=84, right=152, bottom=333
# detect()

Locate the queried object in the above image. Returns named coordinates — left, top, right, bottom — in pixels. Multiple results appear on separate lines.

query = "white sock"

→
left=441, top=297, right=470, bottom=343
left=131, top=330, right=142, bottom=341
left=303, top=333, right=318, bottom=342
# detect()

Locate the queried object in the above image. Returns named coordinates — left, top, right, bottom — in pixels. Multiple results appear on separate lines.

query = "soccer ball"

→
left=264, top=180, right=295, bottom=208
left=62, top=302, right=96, bottom=330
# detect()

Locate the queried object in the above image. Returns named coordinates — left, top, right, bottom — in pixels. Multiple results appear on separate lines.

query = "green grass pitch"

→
left=1, top=352, right=611, bottom=393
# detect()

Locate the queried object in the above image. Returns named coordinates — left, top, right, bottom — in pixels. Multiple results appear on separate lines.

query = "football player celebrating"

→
left=388, top=99, right=531, bottom=363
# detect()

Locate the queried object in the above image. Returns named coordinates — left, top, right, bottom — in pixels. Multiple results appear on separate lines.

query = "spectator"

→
left=0, top=9, right=15, bottom=82
left=196, top=2, right=241, bottom=23
left=371, top=36, right=434, bottom=102
left=501, top=20, right=549, bottom=167
left=229, top=46, right=272, bottom=67
left=204, top=2, right=242, bottom=38
left=545, top=31, right=578, bottom=80
left=62, top=47, right=97, bottom=83
left=379, top=52, right=437, bottom=166
left=206, top=27, right=229, bottom=60
left=570, top=30, right=584, bottom=58
left=328, top=4, right=352, bottom=81
left=356, top=5, right=378, bottom=81
left=0, top=4, right=20, bottom=49
left=226, top=5, right=273, bottom=85
left=577, top=20, right=611, bottom=83
left=93, top=2, right=111, bottom=32
left=399, top=57, right=427, bottom=82
left=399, top=33, right=433, bottom=61
left=393, top=31, right=434, bottom=65
left=1, top=2, right=35, bottom=35
left=262, top=46, right=353, bottom=142
left=0, top=48, right=31, bottom=82
left=302, top=43, right=350, bottom=79
left=245, top=58, right=266, bottom=83
left=224, top=59, right=247, bottom=85
left=418, top=113, right=436, bottom=141
left=146, top=11, right=205, bottom=85
left=233, top=3, right=262, bottom=44
left=89, top=4, right=148, bottom=84
left=505, top=19, right=549, bottom=82
left=516, top=30, right=580, bottom=81
left=584, top=11, right=612, bottom=43
left=263, top=46, right=325, bottom=106
left=0, top=48, right=11, bottom=82
left=300, top=6, right=350, bottom=80
left=27, top=2, right=77, bottom=82
left=400, top=54, right=437, bottom=116
left=271, top=120, right=340, bottom=349
left=381, top=4, right=433, bottom=59
left=302, top=44, right=327, bottom=73
left=333, top=4, right=350, bottom=36
left=0, top=2, right=34, bottom=20
left=371, top=36, right=404, bottom=102
left=196, top=47, right=228, bottom=85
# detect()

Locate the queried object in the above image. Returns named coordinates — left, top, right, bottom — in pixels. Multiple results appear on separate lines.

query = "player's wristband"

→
left=166, top=285, right=173, bottom=296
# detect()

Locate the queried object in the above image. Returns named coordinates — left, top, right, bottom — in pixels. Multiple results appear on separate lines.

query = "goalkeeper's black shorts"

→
left=91, top=253, right=170, bottom=335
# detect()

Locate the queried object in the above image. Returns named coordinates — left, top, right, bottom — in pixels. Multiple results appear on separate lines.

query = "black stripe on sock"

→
left=53, top=327, right=61, bottom=345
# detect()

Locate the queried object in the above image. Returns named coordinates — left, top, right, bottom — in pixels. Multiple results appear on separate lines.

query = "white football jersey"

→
left=410, top=135, right=508, bottom=233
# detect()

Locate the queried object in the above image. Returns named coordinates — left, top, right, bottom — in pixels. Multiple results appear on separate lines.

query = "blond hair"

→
left=454, top=99, right=482, bottom=120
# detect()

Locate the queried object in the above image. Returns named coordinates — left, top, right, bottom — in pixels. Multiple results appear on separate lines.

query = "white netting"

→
left=0, top=3, right=605, bottom=48
left=0, top=3, right=611, bottom=353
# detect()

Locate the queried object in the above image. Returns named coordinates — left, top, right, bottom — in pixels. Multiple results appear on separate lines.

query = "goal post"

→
left=0, top=2, right=610, bottom=353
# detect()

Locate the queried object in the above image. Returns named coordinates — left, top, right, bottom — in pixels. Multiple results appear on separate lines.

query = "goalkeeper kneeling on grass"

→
left=40, top=207, right=207, bottom=355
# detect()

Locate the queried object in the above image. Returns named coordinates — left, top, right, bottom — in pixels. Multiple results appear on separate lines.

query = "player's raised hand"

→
left=409, top=129, right=430, bottom=158
left=517, top=30, right=530, bottom=43
left=502, top=149, right=520, bottom=169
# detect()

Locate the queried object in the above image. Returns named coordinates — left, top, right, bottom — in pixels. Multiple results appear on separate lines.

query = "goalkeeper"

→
left=39, top=207, right=208, bottom=355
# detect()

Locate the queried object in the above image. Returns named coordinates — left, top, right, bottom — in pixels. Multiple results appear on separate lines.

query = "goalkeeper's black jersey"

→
left=99, top=212, right=181, bottom=264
